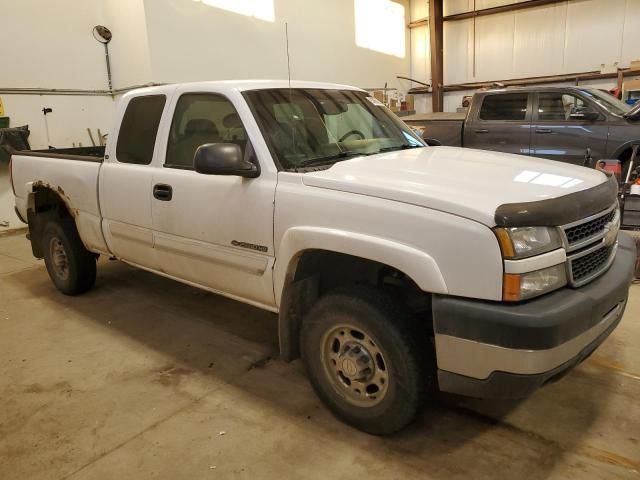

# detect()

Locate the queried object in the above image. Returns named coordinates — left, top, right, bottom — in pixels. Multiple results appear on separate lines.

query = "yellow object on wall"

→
left=0, top=96, right=4, bottom=116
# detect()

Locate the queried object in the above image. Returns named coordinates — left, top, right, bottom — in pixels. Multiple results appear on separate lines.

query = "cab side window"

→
left=165, top=93, right=248, bottom=169
left=479, top=93, right=528, bottom=121
left=116, top=95, right=166, bottom=165
left=537, top=93, right=586, bottom=121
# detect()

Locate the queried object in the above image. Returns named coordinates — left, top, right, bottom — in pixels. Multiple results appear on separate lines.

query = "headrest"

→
left=185, top=119, right=217, bottom=135
left=223, top=113, right=243, bottom=129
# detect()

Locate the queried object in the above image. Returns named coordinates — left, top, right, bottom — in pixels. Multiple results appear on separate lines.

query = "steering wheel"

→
left=338, top=130, right=365, bottom=142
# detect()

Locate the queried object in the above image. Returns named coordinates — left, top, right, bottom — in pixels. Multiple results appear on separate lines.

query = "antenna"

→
left=285, top=22, right=292, bottom=90
left=285, top=22, right=296, bottom=159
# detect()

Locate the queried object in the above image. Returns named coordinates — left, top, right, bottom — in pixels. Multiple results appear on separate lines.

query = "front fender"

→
left=273, top=226, right=448, bottom=307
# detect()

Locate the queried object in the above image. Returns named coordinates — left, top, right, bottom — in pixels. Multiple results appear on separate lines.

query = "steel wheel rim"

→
left=320, top=323, right=390, bottom=407
left=49, top=237, right=69, bottom=281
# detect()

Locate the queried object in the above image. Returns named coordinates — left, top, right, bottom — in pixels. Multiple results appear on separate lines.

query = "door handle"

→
left=475, top=129, right=489, bottom=134
left=153, top=184, right=173, bottom=201
left=536, top=128, right=552, bottom=134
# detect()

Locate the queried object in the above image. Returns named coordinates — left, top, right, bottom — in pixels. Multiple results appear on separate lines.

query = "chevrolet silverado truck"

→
left=10, top=81, right=635, bottom=435
left=404, top=86, right=640, bottom=171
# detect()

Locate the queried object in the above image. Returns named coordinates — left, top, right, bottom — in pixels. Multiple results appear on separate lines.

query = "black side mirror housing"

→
left=569, top=106, right=600, bottom=121
left=193, top=143, right=259, bottom=178
left=424, top=138, right=442, bottom=147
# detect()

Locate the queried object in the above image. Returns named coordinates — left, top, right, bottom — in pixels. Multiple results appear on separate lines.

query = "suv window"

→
left=479, top=93, right=528, bottom=121
left=165, top=93, right=248, bottom=169
left=116, top=95, right=166, bottom=165
left=537, top=92, right=585, bottom=121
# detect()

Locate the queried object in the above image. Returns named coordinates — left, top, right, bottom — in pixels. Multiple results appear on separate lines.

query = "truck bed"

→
left=11, top=147, right=106, bottom=254
left=16, top=145, right=105, bottom=162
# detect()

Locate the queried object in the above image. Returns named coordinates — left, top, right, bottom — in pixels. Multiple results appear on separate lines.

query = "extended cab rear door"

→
left=99, top=91, right=170, bottom=270
left=150, top=86, right=277, bottom=309
left=464, top=91, right=533, bottom=156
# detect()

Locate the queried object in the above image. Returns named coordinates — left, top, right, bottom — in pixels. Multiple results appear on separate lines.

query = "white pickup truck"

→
left=10, top=81, right=635, bottom=434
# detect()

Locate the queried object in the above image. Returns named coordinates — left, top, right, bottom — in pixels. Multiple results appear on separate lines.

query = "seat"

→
left=167, top=119, right=222, bottom=167
left=539, top=97, right=566, bottom=121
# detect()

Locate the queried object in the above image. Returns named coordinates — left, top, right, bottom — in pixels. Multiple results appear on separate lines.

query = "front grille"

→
left=560, top=204, right=619, bottom=287
left=564, top=208, right=616, bottom=247
left=570, top=245, right=614, bottom=283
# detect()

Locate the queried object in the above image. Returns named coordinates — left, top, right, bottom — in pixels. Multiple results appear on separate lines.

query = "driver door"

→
left=151, top=88, right=277, bottom=308
left=532, top=91, right=608, bottom=164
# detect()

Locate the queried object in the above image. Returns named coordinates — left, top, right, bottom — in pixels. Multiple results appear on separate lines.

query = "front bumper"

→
left=433, top=232, right=635, bottom=399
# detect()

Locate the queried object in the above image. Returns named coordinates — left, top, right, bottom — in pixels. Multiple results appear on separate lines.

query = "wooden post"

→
left=429, top=0, right=444, bottom=112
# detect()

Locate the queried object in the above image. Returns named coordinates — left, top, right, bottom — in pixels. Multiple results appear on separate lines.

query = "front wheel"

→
left=42, top=219, right=96, bottom=295
left=301, top=286, right=435, bottom=435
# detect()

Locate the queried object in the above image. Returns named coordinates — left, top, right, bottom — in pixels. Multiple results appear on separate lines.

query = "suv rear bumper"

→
left=433, top=232, right=635, bottom=399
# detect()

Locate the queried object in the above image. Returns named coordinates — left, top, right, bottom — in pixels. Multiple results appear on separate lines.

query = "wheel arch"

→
left=613, top=141, right=640, bottom=163
left=275, top=227, right=447, bottom=361
left=26, top=183, right=79, bottom=258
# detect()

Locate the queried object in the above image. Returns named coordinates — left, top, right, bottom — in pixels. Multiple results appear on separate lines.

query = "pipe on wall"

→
left=0, top=83, right=164, bottom=97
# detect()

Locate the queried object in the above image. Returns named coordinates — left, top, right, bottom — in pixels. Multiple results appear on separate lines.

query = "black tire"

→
left=300, top=285, right=436, bottom=435
left=41, top=219, right=96, bottom=295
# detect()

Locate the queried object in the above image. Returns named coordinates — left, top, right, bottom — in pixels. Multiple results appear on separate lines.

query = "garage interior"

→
left=1, top=1, right=640, bottom=479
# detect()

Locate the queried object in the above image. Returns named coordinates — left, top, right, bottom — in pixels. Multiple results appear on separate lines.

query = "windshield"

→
left=243, top=88, right=425, bottom=170
left=581, top=88, right=631, bottom=116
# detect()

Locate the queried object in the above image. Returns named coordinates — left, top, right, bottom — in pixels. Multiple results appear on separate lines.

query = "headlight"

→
left=494, top=226, right=562, bottom=259
left=503, top=264, right=567, bottom=301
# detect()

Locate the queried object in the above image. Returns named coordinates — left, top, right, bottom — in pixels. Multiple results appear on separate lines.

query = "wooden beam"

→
left=408, top=18, right=428, bottom=28
left=429, top=0, right=444, bottom=112
left=444, top=0, right=571, bottom=22
left=443, top=68, right=640, bottom=92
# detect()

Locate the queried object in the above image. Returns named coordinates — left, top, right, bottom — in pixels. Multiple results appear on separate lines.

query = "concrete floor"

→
left=0, top=232, right=639, bottom=480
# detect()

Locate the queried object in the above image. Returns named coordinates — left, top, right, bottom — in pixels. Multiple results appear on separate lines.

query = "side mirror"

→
left=424, top=138, right=442, bottom=147
left=569, top=106, right=599, bottom=121
left=193, top=143, right=259, bottom=178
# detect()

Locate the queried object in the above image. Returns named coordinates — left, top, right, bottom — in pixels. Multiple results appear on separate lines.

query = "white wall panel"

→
left=443, top=19, right=474, bottom=84
left=410, top=0, right=428, bottom=20
left=476, top=0, right=529, bottom=9
left=443, top=0, right=473, bottom=16
left=1, top=0, right=107, bottom=89
left=513, top=3, right=567, bottom=77
left=474, top=12, right=515, bottom=81
left=97, top=0, right=153, bottom=87
left=564, top=0, right=627, bottom=72
left=621, top=0, right=640, bottom=66
left=410, top=25, right=430, bottom=84
left=438, top=0, right=640, bottom=92
left=143, top=0, right=410, bottom=89
left=1, top=95, right=116, bottom=150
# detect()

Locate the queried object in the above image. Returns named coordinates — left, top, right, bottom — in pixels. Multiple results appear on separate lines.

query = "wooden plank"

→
left=444, top=0, right=572, bottom=22
left=429, top=0, right=444, bottom=112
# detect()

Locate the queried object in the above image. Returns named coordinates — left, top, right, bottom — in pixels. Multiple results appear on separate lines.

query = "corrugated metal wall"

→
left=444, top=0, right=640, bottom=85
left=410, top=0, right=640, bottom=111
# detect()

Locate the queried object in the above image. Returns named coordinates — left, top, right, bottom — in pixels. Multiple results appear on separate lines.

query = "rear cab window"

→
left=116, top=95, right=166, bottom=165
left=479, top=93, right=529, bottom=121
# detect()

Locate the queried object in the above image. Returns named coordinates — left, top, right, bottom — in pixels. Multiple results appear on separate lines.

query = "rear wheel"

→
left=42, top=219, right=96, bottom=295
left=301, top=286, right=435, bottom=435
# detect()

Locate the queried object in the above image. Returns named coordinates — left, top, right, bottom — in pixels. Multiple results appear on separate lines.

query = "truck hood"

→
left=301, top=146, right=609, bottom=226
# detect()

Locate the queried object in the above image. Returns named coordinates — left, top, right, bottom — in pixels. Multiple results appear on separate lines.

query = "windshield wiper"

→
left=297, top=151, right=368, bottom=168
left=377, top=144, right=424, bottom=153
